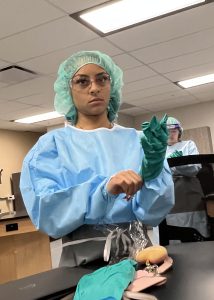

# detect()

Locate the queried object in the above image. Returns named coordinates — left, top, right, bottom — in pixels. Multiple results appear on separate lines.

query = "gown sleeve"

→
left=171, top=140, right=201, bottom=176
left=20, top=134, right=116, bottom=238
left=20, top=129, right=175, bottom=238
left=132, top=159, right=175, bottom=227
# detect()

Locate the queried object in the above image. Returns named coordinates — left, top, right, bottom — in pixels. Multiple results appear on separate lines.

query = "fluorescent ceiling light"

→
left=178, top=73, right=214, bottom=88
left=15, top=111, right=63, bottom=124
left=79, top=0, right=205, bottom=33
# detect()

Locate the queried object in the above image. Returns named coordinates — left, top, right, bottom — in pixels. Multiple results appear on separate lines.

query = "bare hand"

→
left=106, top=170, right=143, bottom=200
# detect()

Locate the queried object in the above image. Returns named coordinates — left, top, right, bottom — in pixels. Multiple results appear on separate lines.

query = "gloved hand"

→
left=167, top=150, right=183, bottom=158
left=139, top=114, right=168, bottom=181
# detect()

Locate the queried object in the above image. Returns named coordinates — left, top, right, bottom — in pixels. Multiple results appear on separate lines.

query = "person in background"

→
left=20, top=51, right=174, bottom=267
left=155, top=116, right=209, bottom=243
left=166, top=116, right=200, bottom=176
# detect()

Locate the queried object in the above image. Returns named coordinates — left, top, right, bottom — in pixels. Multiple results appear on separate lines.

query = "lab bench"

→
left=0, top=213, right=52, bottom=284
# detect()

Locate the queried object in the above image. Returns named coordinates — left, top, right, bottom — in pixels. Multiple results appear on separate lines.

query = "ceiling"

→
left=0, top=0, right=214, bottom=132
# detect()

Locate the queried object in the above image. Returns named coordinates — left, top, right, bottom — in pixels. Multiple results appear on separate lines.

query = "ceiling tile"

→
left=164, top=62, right=214, bottom=82
left=0, top=60, right=10, bottom=69
left=0, top=76, right=55, bottom=101
left=131, top=27, right=214, bottom=64
left=194, top=93, right=214, bottom=102
left=0, top=98, right=8, bottom=103
left=19, top=38, right=123, bottom=74
left=123, top=65, right=157, bottom=83
left=0, top=82, right=8, bottom=89
left=0, top=17, right=98, bottom=62
left=187, top=82, right=214, bottom=95
left=150, top=47, right=214, bottom=74
left=119, top=103, right=136, bottom=110
left=141, top=96, right=198, bottom=112
left=0, top=66, right=38, bottom=85
left=123, top=75, right=170, bottom=94
left=124, top=83, right=180, bottom=104
left=0, top=105, right=51, bottom=121
left=107, top=3, right=214, bottom=51
left=0, top=119, right=45, bottom=132
left=112, top=54, right=142, bottom=70
left=0, top=0, right=65, bottom=39
left=119, top=107, right=151, bottom=116
left=36, top=116, right=65, bottom=128
left=14, top=92, right=54, bottom=106
left=0, top=1, right=214, bottom=132
left=128, top=89, right=192, bottom=106
left=48, top=0, right=107, bottom=14
left=0, top=100, right=33, bottom=116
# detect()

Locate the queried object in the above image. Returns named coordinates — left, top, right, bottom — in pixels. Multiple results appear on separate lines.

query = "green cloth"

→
left=140, top=115, right=168, bottom=181
left=73, top=259, right=136, bottom=300
left=167, top=150, right=183, bottom=158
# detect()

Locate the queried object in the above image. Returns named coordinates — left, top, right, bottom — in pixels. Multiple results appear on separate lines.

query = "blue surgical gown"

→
left=20, top=124, right=174, bottom=239
left=166, top=140, right=208, bottom=237
left=167, top=140, right=200, bottom=176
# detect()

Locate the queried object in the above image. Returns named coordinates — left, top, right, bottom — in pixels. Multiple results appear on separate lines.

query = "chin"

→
left=168, top=140, right=175, bottom=145
left=90, top=108, right=107, bottom=115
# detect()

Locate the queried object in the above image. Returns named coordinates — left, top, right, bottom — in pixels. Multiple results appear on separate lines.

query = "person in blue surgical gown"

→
left=153, top=116, right=209, bottom=244
left=166, top=116, right=200, bottom=176
left=20, top=51, right=174, bottom=267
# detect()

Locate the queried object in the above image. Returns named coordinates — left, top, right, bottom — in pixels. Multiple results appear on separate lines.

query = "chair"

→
left=159, top=154, right=214, bottom=246
left=197, top=161, right=214, bottom=240
left=159, top=219, right=206, bottom=246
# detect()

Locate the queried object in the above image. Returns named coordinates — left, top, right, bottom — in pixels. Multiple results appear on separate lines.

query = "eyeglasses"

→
left=70, top=72, right=111, bottom=91
left=168, top=129, right=179, bottom=134
left=167, top=124, right=180, bottom=130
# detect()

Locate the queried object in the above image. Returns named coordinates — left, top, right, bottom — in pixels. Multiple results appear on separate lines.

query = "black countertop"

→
left=149, top=241, right=214, bottom=300
left=0, top=241, right=213, bottom=299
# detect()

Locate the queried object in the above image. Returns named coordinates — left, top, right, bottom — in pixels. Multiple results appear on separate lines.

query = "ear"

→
left=178, top=130, right=182, bottom=140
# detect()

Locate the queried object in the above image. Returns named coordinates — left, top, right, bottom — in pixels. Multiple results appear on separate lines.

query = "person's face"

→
left=70, top=64, right=111, bottom=119
left=168, top=128, right=180, bottom=145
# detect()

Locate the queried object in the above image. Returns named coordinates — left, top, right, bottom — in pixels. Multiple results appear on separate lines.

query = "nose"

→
left=89, top=79, right=101, bottom=94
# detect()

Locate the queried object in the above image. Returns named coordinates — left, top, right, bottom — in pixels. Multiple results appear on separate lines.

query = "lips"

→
left=89, top=98, right=104, bottom=103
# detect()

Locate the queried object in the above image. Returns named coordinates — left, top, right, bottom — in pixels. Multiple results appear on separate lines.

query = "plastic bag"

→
left=99, top=221, right=152, bottom=264
left=60, top=222, right=152, bottom=267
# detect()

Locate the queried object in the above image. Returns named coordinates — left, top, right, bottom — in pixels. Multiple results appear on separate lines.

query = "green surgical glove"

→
left=139, top=114, right=168, bottom=181
left=167, top=150, right=183, bottom=158
left=73, top=259, right=136, bottom=300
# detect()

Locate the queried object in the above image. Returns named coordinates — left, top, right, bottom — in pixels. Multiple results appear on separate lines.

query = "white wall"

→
left=47, top=123, right=64, bottom=132
left=0, top=130, right=42, bottom=212
left=134, top=100, right=214, bottom=151
left=47, top=101, right=214, bottom=151
left=47, top=112, right=134, bottom=132
left=117, top=113, right=134, bottom=127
